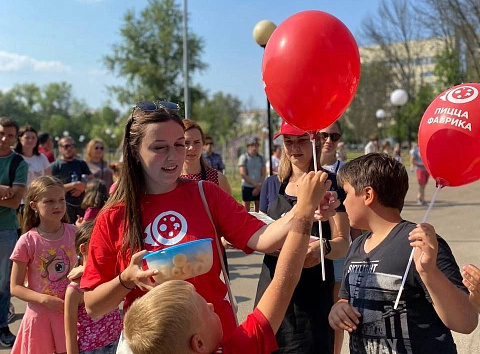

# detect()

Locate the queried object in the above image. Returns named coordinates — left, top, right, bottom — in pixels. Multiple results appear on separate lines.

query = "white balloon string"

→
left=393, top=185, right=442, bottom=309
left=310, top=132, right=325, bottom=281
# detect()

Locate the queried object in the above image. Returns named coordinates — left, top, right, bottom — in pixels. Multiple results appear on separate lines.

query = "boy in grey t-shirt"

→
left=238, top=137, right=265, bottom=212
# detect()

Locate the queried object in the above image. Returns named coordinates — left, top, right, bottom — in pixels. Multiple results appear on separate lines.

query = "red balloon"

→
left=262, top=10, right=360, bottom=132
left=418, top=83, right=480, bottom=187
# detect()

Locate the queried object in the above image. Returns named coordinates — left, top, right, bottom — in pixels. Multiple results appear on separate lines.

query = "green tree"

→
left=104, top=0, right=207, bottom=109
left=192, top=92, right=242, bottom=145
left=434, top=48, right=463, bottom=90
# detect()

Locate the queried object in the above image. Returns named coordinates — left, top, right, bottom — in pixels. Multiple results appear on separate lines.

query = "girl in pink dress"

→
left=10, top=176, right=77, bottom=354
left=65, top=221, right=122, bottom=354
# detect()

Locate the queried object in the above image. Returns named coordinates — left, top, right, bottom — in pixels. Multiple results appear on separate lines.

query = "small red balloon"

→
left=262, top=10, right=361, bottom=132
left=418, top=83, right=480, bottom=187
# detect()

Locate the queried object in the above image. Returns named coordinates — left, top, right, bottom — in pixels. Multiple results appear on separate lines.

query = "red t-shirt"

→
left=81, top=180, right=265, bottom=338
left=216, top=308, right=278, bottom=354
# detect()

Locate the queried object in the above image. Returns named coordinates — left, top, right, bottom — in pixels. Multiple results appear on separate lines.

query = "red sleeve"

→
left=203, top=181, right=265, bottom=253
left=220, top=308, right=278, bottom=354
left=80, top=207, right=123, bottom=290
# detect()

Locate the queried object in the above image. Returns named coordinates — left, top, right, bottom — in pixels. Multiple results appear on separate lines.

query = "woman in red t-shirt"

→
left=80, top=101, right=339, bottom=341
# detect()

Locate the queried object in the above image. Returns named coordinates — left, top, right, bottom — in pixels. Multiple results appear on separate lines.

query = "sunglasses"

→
left=319, top=132, right=341, bottom=142
left=60, top=144, right=76, bottom=149
left=134, top=101, right=180, bottom=112
left=95, top=146, right=104, bottom=150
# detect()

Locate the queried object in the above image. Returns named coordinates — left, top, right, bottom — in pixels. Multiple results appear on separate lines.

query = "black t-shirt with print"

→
left=51, top=158, right=91, bottom=206
left=339, top=220, right=467, bottom=354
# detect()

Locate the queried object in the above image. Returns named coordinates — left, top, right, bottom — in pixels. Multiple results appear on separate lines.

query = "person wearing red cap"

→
left=255, top=120, right=350, bottom=354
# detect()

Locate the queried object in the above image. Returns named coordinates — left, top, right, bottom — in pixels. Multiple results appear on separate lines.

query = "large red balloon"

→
left=262, top=10, right=361, bottom=132
left=418, top=83, right=480, bottom=187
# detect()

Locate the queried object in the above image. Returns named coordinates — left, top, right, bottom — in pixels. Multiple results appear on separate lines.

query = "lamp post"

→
left=390, top=89, right=408, bottom=144
left=376, top=109, right=386, bottom=139
left=253, top=20, right=277, bottom=176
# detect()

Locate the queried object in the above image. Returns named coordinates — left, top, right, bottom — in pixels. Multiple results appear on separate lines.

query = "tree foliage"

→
left=104, top=0, right=207, bottom=109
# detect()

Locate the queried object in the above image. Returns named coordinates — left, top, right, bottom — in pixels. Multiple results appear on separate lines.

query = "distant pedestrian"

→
left=38, top=133, right=55, bottom=163
left=84, top=138, right=114, bottom=191
left=271, top=145, right=282, bottom=174
left=15, top=125, right=52, bottom=189
left=364, top=134, right=378, bottom=155
left=410, top=142, right=429, bottom=205
left=238, top=137, right=265, bottom=212
left=393, top=143, right=403, bottom=164
left=336, top=141, right=347, bottom=162
left=381, top=141, right=391, bottom=156
left=51, top=137, right=92, bottom=223
left=203, top=136, right=225, bottom=173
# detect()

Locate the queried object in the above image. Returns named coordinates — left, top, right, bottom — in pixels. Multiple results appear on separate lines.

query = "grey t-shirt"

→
left=238, top=153, right=264, bottom=187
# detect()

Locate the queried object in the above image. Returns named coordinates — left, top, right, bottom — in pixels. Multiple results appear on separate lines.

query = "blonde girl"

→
left=65, top=221, right=122, bottom=354
left=10, top=176, right=77, bottom=354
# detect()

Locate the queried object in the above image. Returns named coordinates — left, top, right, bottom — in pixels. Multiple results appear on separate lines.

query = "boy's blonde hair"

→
left=22, top=176, right=69, bottom=232
left=124, top=280, right=202, bottom=354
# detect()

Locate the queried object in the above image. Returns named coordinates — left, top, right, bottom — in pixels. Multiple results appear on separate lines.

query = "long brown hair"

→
left=182, top=119, right=210, bottom=170
left=277, top=132, right=322, bottom=182
left=15, top=125, right=40, bottom=156
left=22, top=176, right=69, bottom=232
left=106, top=107, right=185, bottom=257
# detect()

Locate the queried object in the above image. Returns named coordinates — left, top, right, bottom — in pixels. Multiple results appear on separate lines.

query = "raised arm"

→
left=256, top=171, right=330, bottom=333
left=409, top=223, right=478, bottom=333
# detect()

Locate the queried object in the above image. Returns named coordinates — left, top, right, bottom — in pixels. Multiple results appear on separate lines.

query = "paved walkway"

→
left=3, top=172, right=479, bottom=353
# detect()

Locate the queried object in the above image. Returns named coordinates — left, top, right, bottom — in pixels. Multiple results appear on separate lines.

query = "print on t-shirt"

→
left=144, top=211, right=188, bottom=246
left=346, top=259, right=411, bottom=353
left=39, top=246, right=72, bottom=297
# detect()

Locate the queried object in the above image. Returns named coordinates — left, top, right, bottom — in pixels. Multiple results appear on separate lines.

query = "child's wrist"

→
left=418, top=265, right=441, bottom=280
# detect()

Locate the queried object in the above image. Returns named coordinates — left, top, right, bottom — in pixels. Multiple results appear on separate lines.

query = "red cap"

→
left=273, top=120, right=307, bottom=140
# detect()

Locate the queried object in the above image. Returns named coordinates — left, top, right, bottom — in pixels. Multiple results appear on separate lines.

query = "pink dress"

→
left=68, top=283, right=122, bottom=352
left=10, top=224, right=77, bottom=354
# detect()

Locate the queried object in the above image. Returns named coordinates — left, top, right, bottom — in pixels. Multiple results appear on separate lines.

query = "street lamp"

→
left=390, top=89, right=408, bottom=144
left=63, top=130, right=69, bottom=137
left=376, top=109, right=386, bottom=138
left=253, top=20, right=277, bottom=176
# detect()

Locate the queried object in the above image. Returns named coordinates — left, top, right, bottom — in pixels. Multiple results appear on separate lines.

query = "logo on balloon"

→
left=144, top=211, right=187, bottom=246
left=439, top=85, right=478, bottom=104
left=418, top=83, right=480, bottom=187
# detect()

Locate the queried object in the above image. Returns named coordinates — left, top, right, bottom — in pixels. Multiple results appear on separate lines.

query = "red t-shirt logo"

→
left=144, top=211, right=187, bottom=247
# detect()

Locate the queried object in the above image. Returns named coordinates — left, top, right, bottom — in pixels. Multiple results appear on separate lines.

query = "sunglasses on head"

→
left=319, top=132, right=341, bottom=142
left=134, top=101, right=180, bottom=112
left=60, top=144, right=76, bottom=149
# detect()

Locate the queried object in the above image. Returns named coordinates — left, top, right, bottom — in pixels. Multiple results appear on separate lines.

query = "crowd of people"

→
left=0, top=107, right=479, bottom=354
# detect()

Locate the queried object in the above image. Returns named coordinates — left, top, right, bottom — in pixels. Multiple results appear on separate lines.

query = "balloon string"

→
left=310, top=132, right=325, bottom=281
left=393, top=185, right=442, bottom=309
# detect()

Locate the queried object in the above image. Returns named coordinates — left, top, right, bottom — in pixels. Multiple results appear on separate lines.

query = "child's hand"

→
left=328, top=300, right=361, bottom=332
left=296, top=171, right=330, bottom=216
left=75, top=215, right=85, bottom=228
left=462, top=264, right=480, bottom=311
left=314, top=191, right=340, bottom=222
left=68, top=265, right=85, bottom=281
left=121, top=250, right=158, bottom=292
left=303, top=240, right=321, bottom=268
left=41, top=294, right=65, bottom=314
left=408, top=223, right=438, bottom=275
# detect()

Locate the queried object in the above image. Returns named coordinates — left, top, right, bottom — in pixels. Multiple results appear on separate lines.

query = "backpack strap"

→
left=9, top=153, right=24, bottom=187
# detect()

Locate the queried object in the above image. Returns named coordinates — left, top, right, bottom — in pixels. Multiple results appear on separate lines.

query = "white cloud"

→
left=0, top=51, right=71, bottom=73
left=0, top=86, right=11, bottom=93
left=89, top=68, right=109, bottom=76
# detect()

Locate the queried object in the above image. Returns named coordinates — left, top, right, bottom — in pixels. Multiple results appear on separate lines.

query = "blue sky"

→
left=0, top=0, right=383, bottom=110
